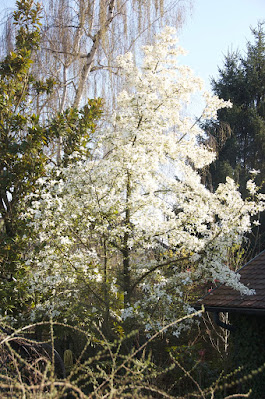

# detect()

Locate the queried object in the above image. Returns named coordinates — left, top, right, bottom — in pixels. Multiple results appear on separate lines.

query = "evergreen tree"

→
left=204, top=22, right=265, bottom=252
left=0, top=0, right=102, bottom=318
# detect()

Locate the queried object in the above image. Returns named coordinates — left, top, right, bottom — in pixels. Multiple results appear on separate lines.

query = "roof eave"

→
left=194, top=304, right=265, bottom=315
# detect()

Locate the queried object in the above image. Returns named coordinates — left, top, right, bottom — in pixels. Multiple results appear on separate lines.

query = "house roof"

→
left=196, top=250, right=265, bottom=315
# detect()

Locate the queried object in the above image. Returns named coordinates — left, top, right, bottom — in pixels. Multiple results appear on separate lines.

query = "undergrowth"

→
left=0, top=308, right=257, bottom=398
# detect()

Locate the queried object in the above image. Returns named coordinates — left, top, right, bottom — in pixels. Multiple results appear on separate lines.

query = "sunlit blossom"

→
left=19, top=27, right=265, bottom=332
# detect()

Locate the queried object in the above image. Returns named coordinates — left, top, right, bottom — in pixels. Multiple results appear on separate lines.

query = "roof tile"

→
left=198, top=250, right=265, bottom=313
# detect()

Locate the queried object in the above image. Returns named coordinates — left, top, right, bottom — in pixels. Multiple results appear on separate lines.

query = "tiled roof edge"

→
left=195, top=249, right=265, bottom=305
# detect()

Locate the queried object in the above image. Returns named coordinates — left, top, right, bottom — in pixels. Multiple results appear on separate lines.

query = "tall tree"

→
left=40, top=0, right=191, bottom=108
left=21, top=28, right=264, bottom=334
left=203, top=23, right=265, bottom=252
left=1, top=0, right=192, bottom=113
left=208, top=23, right=265, bottom=191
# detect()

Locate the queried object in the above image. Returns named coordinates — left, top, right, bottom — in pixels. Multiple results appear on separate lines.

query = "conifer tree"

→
left=204, top=23, right=265, bottom=252
left=208, top=23, right=265, bottom=192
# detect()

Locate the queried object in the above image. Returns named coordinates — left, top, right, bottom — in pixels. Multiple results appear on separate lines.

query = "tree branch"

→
left=131, top=255, right=190, bottom=293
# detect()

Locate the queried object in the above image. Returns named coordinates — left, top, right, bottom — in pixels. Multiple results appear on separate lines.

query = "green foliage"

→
left=0, top=0, right=46, bottom=317
left=48, top=98, right=103, bottom=165
left=204, top=22, right=265, bottom=252
left=208, top=23, right=265, bottom=193
left=0, top=0, right=103, bottom=319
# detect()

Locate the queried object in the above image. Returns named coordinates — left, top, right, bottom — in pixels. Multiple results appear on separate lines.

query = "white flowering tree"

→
left=22, top=28, right=264, bottom=333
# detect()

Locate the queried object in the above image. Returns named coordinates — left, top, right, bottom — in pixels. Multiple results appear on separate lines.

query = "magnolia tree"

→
left=21, top=28, right=264, bottom=333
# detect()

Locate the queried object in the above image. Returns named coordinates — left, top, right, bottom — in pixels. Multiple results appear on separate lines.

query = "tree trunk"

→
left=123, top=171, right=131, bottom=307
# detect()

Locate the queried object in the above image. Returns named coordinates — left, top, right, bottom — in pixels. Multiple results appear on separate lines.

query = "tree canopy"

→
left=20, top=28, right=265, bottom=334
left=1, top=0, right=192, bottom=112
left=207, top=23, right=265, bottom=190
left=204, top=22, right=265, bottom=252
left=0, top=0, right=102, bottom=317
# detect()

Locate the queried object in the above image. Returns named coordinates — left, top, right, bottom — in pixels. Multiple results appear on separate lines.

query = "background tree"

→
left=202, top=22, right=265, bottom=254
left=35, top=0, right=191, bottom=108
left=1, top=0, right=192, bottom=125
left=0, top=0, right=102, bottom=318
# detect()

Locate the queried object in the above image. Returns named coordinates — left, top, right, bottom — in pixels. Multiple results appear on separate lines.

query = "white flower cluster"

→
left=202, top=92, right=232, bottom=120
left=19, top=27, right=265, bottom=332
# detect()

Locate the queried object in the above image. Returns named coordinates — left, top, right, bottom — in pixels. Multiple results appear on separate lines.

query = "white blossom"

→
left=19, top=27, right=265, bottom=332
